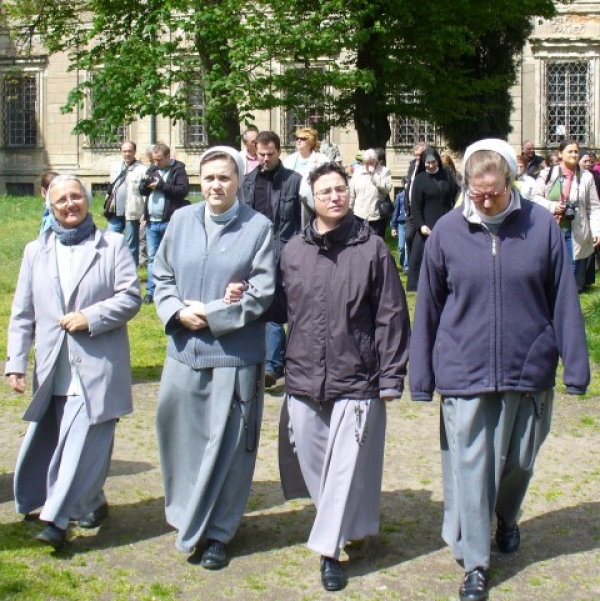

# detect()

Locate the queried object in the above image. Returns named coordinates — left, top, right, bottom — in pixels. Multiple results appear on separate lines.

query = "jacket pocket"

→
left=432, top=330, right=470, bottom=390
left=519, top=323, right=559, bottom=386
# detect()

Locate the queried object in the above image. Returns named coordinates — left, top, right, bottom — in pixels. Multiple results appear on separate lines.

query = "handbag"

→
left=377, top=194, right=394, bottom=219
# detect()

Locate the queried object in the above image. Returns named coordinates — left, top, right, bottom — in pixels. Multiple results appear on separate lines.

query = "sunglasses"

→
left=295, top=136, right=308, bottom=142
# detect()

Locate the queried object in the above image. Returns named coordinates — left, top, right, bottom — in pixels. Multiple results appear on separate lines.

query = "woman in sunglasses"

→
left=283, top=127, right=329, bottom=223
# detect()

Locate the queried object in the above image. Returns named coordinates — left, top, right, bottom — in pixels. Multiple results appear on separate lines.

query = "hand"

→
left=179, top=300, right=208, bottom=331
left=148, top=178, right=159, bottom=190
left=594, top=237, right=600, bottom=249
left=554, top=203, right=566, bottom=216
left=381, top=396, right=395, bottom=403
left=60, top=312, right=89, bottom=332
left=7, top=373, right=26, bottom=394
left=420, top=225, right=431, bottom=236
left=224, top=282, right=245, bottom=304
left=391, top=229, right=397, bottom=238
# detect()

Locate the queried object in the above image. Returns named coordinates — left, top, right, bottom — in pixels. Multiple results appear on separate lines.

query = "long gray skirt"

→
left=14, top=394, right=115, bottom=530
left=440, top=390, right=553, bottom=572
left=157, top=358, right=264, bottom=553
left=286, top=395, right=386, bottom=558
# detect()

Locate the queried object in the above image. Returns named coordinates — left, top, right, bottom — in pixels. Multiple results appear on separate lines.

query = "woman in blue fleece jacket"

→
left=409, top=139, right=590, bottom=601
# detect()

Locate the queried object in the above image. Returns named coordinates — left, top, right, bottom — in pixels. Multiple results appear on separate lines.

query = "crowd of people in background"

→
left=4, top=128, right=596, bottom=601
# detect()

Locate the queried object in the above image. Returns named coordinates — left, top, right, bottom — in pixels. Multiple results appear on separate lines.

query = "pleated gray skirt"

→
left=286, top=395, right=386, bottom=558
left=14, top=394, right=115, bottom=530
left=156, top=357, right=264, bottom=553
left=440, top=390, right=554, bottom=572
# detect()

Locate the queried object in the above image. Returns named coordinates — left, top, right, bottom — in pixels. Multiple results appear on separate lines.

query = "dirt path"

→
left=1, top=381, right=599, bottom=600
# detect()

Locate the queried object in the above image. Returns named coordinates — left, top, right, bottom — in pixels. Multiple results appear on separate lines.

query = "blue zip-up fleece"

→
left=409, top=197, right=590, bottom=401
left=153, top=202, right=275, bottom=368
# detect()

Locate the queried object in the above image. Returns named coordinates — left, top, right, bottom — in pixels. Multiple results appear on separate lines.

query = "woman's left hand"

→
left=224, top=282, right=245, bottom=304
left=60, top=312, right=89, bottom=332
left=594, top=236, right=600, bottom=249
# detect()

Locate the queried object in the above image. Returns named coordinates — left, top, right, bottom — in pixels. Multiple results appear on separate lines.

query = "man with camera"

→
left=105, top=141, right=147, bottom=266
left=139, top=143, right=190, bottom=305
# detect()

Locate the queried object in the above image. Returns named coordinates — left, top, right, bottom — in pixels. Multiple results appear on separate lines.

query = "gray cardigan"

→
left=153, top=201, right=276, bottom=368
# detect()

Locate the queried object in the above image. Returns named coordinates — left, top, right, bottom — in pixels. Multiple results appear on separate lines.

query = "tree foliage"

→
left=3, top=0, right=557, bottom=150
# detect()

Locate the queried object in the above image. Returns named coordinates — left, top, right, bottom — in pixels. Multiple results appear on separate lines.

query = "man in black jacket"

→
left=139, top=143, right=189, bottom=304
left=243, top=131, right=302, bottom=386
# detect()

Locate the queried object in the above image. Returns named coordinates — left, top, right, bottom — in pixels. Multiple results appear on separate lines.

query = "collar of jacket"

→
left=302, top=211, right=369, bottom=249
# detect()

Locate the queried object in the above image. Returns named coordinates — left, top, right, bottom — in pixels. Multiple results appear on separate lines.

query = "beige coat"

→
left=533, top=166, right=600, bottom=260
left=109, top=160, right=147, bottom=220
left=349, top=164, right=392, bottom=221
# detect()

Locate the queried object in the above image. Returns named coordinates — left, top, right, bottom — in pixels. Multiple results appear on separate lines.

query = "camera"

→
left=563, top=201, right=577, bottom=221
left=140, top=175, right=155, bottom=187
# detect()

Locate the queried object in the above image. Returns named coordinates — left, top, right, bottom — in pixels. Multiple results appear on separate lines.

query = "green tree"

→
left=3, top=0, right=557, bottom=151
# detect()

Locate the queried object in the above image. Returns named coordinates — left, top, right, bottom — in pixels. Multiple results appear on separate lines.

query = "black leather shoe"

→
left=320, top=556, right=347, bottom=592
left=143, top=294, right=153, bottom=305
left=200, top=539, right=228, bottom=570
left=459, top=568, right=488, bottom=601
left=36, top=523, right=67, bottom=549
left=78, top=502, right=109, bottom=529
left=264, top=371, right=277, bottom=388
left=495, top=515, right=520, bottom=553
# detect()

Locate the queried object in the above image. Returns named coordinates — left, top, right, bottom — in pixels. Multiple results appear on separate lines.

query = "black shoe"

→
left=459, top=568, right=488, bottom=601
left=495, top=514, right=520, bottom=553
left=320, top=556, right=347, bottom=592
left=143, top=294, right=153, bottom=305
left=36, top=523, right=67, bottom=549
left=264, top=370, right=277, bottom=388
left=78, top=502, right=109, bottom=529
left=200, top=539, right=228, bottom=570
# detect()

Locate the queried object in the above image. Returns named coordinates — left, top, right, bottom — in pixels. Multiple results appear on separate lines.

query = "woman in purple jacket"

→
left=409, top=139, right=590, bottom=601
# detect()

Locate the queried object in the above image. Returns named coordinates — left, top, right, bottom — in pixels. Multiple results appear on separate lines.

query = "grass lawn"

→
left=0, top=195, right=598, bottom=600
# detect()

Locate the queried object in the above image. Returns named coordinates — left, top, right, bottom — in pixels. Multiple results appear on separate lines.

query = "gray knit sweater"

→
left=154, top=201, right=275, bottom=368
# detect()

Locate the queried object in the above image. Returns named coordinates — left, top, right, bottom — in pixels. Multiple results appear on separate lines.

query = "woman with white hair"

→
left=409, top=139, right=590, bottom=601
left=153, top=147, right=276, bottom=568
left=349, top=148, right=392, bottom=237
left=5, top=175, right=142, bottom=548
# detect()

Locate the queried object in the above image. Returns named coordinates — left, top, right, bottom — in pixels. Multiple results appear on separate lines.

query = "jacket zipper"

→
left=481, top=224, right=499, bottom=388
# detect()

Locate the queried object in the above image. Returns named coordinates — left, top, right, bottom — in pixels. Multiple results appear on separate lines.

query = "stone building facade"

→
left=1, top=2, right=599, bottom=195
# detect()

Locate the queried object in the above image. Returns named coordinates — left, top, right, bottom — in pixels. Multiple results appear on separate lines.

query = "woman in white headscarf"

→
left=409, top=139, right=590, bottom=601
left=153, top=147, right=275, bottom=568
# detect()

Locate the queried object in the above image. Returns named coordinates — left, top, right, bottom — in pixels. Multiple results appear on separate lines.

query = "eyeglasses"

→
left=51, top=194, right=86, bottom=209
left=295, top=136, right=308, bottom=142
left=468, top=187, right=508, bottom=203
left=314, top=185, right=349, bottom=200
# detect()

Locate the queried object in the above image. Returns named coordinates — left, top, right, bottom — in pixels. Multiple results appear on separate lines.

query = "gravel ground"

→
left=1, top=379, right=599, bottom=600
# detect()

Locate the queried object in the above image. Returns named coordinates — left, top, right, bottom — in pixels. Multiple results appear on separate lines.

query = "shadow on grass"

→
left=491, top=501, right=600, bottom=586
left=233, top=485, right=446, bottom=577
left=108, top=459, right=154, bottom=478
left=0, top=497, right=169, bottom=555
left=131, top=367, right=164, bottom=385
left=0, top=460, right=154, bottom=505
left=0, top=472, right=14, bottom=504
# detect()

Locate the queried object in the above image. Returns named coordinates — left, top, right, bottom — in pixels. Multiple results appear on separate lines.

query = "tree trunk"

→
left=353, top=31, right=391, bottom=152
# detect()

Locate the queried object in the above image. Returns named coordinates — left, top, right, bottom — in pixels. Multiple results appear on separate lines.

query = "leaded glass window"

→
left=545, top=61, right=592, bottom=145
